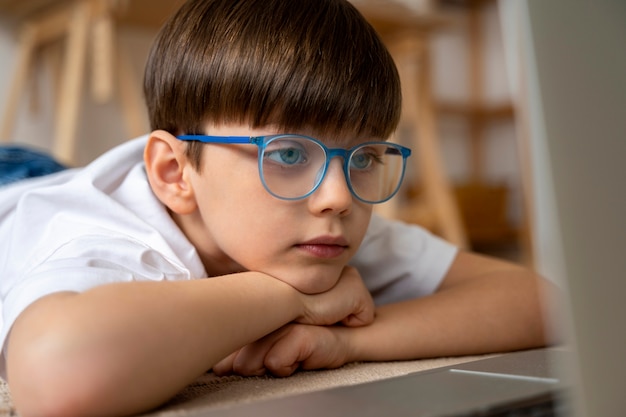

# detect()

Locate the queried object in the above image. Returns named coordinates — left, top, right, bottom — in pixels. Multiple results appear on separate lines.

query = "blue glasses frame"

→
left=176, top=134, right=412, bottom=204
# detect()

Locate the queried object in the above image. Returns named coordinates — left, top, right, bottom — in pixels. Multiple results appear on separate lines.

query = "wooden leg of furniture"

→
left=384, top=33, right=468, bottom=248
left=468, top=2, right=486, bottom=183
left=413, top=36, right=468, bottom=248
left=0, top=23, right=37, bottom=143
left=90, top=1, right=115, bottom=104
left=1, top=0, right=122, bottom=163
left=54, top=1, right=90, bottom=164
left=116, top=40, right=148, bottom=138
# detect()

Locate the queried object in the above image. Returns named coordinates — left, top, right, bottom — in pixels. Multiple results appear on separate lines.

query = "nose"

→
left=308, top=158, right=353, bottom=215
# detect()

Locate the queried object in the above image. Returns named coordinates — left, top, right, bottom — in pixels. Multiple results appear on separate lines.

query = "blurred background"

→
left=0, top=0, right=532, bottom=264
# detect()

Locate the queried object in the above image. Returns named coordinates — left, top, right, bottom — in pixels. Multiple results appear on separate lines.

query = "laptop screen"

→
left=520, top=0, right=626, bottom=415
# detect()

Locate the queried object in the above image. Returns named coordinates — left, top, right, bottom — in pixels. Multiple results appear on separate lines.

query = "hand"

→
left=213, top=323, right=351, bottom=377
left=297, top=266, right=374, bottom=328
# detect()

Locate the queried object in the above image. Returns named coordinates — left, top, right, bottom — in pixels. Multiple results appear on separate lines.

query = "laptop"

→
left=191, top=0, right=626, bottom=415
left=190, top=348, right=568, bottom=417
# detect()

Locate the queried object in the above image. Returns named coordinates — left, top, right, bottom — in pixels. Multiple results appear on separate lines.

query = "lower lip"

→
left=296, top=244, right=347, bottom=259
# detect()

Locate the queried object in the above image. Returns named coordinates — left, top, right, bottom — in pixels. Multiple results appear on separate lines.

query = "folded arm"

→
left=214, top=251, right=561, bottom=376
left=345, top=251, right=558, bottom=362
left=7, top=267, right=373, bottom=417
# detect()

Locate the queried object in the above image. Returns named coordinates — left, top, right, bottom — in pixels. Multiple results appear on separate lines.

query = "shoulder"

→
left=352, top=214, right=459, bottom=303
left=1, top=135, right=204, bottom=280
left=358, top=213, right=457, bottom=258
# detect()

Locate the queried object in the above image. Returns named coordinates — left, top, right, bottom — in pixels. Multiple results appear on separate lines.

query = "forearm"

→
left=8, top=273, right=300, bottom=417
left=344, top=270, right=554, bottom=363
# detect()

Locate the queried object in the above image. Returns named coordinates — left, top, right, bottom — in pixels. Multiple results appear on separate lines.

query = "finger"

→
left=264, top=327, right=344, bottom=375
left=231, top=328, right=290, bottom=376
left=231, top=345, right=268, bottom=376
left=213, top=351, right=238, bottom=376
left=264, top=326, right=311, bottom=377
left=341, top=304, right=375, bottom=327
left=298, top=269, right=374, bottom=326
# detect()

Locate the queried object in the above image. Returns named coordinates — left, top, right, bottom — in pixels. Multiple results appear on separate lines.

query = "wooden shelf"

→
left=0, top=0, right=58, bottom=17
left=437, top=102, right=514, bottom=120
left=357, top=1, right=470, bottom=248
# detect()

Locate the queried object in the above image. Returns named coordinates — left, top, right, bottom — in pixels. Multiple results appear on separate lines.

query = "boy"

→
left=0, top=0, right=555, bottom=416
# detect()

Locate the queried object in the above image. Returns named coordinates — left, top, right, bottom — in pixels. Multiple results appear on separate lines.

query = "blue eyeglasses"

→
left=176, top=134, right=411, bottom=204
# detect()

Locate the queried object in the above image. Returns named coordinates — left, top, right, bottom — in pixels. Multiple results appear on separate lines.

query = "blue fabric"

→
left=0, top=145, right=67, bottom=187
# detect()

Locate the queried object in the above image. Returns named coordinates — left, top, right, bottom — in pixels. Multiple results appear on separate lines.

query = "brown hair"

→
left=144, top=0, right=402, bottom=168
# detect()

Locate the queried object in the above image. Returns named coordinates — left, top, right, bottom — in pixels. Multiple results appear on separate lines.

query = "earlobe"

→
left=144, top=130, right=197, bottom=214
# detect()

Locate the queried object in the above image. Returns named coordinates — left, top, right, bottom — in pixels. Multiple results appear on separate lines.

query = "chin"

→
left=288, top=266, right=343, bottom=295
left=248, top=262, right=344, bottom=294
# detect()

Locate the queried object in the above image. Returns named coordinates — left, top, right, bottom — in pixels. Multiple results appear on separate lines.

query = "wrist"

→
left=334, top=324, right=366, bottom=364
left=236, top=271, right=304, bottom=323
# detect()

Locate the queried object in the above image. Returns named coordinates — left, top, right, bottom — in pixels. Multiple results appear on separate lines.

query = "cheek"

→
left=195, top=153, right=287, bottom=254
left=351, top=205, right=373, bottom=244
left=199, top=157, right=273, bottom=226
left=201, top=188, right=289, bottom=255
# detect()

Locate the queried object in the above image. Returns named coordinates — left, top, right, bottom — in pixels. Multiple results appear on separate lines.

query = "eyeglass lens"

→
left=259, top=136, right=405, bottom=203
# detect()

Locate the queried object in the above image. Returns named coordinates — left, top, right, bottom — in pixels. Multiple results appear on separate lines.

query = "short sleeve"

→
left=0, top=234, right=192, bottom=379
left=351, top=214, right=458, bottom=305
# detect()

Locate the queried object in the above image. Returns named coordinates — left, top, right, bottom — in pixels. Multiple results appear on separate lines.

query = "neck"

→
left=169, top=210, right=246, bottom=277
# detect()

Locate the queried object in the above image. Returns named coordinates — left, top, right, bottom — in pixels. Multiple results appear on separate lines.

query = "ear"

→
left=144, top=130, right=198, bottom=214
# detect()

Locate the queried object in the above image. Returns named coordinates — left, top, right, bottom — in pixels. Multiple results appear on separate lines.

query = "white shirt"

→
left=0, top=136, right=457, bottom=378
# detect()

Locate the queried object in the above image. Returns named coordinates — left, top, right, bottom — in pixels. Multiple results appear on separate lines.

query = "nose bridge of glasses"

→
left=326, top=148, right=351, bottom=171
left=326, top=147, right=350, bottom=158
left=312, top=157, right=353, bottom=206
left=321, top=147, right=350, bottom=179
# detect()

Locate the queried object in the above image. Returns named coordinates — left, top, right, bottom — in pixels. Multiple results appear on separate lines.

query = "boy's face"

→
left=182, top=125, right=375, bottom=294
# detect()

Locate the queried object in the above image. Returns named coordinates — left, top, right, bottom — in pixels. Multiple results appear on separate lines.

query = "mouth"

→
left=295, top=236, right=349, bottom=259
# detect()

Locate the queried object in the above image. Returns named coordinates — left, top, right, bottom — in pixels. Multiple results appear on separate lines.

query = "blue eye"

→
left=351, top=153, right=371, bottom=169
left=350, top=148, right=382, bottom=170
left=264, top=141, right=309, bottom=166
